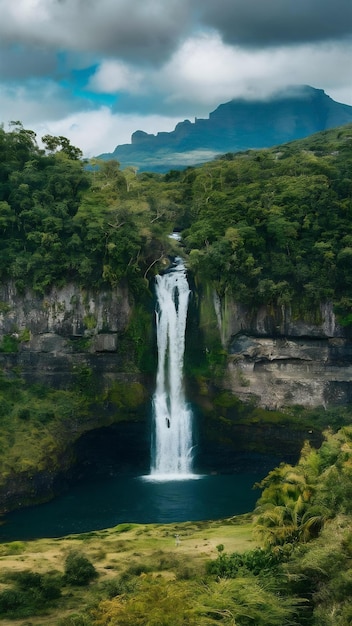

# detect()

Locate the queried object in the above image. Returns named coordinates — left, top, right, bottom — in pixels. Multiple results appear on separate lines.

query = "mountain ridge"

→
left=98, top=85, right=352, bottom=172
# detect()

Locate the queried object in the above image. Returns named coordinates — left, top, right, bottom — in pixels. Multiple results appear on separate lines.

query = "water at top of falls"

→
left=149, top=256, right=196, bottom=481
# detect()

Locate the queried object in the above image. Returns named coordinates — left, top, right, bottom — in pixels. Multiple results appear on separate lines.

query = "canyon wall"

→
left=0, top=282, right=153, bottom=512
left=0, top=281, right=131, bottom=367
left=1, top=280, right=352, bottom=511
left=213, top=295, right=352, bottom=409
left=2, top=281, right=352, bottom=412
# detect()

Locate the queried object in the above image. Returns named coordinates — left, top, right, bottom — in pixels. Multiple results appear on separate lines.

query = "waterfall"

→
left=150, top=257, right=194, bottom=479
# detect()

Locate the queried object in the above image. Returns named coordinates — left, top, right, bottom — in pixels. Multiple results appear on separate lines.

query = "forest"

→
left=1, top=121, right=352, bottom=624
left=1, top=121, right=352, bottom=321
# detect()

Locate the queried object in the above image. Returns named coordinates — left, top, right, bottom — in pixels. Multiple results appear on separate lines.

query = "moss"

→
left=124, top=303, right=156, bottom=373
left=0, top=334, right=19, bottom=353
left=0, top=302, right=11, bottom=314
left=290, top=299, right=323, bottom=324
left=68, top=337, right=92, bottom=352
left=19, top=328, right=30, bottom=342
left=107, top=381, right=147, bottom=411
left=213, top=390, right=242, bottom=410
left=83, top=314, right=97, bottom=330
left=185, top=281, right=226, bottom=381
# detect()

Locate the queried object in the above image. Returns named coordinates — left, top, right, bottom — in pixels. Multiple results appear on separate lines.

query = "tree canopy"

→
left=0, top=123, right=182, bottom=295
left=180, top=125, right=352, bottom=320
left=1, top=122, right=352, bottom=321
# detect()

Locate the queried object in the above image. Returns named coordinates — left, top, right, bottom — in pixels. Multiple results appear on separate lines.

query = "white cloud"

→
left=88, top=60, right=143, bottom=94
left=32, top=108, right=183, bottom=157
left=328, top=86, right=352, bottom=106
left=0, top=80, right=80, bottom=125
left=156, top=33, right=352, bottom=107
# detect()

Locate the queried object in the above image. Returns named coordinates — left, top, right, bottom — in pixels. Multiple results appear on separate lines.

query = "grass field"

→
left=0, top=515, right=255, bottom=625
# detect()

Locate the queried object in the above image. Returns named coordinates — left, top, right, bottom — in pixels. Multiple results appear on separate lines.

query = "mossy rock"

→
left=107, top=381, right=148, bottom=410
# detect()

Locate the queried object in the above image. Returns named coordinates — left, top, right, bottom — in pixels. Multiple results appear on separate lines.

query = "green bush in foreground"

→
left=64, top=552, right=98, bottom=586
left=0, top=570, right=62, bottom=618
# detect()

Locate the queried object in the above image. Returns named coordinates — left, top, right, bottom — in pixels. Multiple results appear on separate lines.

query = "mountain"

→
left=98, top=86, right=352, bottom=172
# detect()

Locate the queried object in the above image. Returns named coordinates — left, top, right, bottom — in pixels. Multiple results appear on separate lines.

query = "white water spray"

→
left=150, top=257, right=194, bottom=479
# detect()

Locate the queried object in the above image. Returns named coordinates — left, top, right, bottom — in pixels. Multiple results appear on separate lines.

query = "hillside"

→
left=0, top=428, right=352, bottom=625
left=98, top=86, right=352, bottom=171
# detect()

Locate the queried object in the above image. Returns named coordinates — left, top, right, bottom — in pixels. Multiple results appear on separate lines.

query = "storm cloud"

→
left=195, top=0, right=352, bottom=47
left=0, top=44, right=57, bottom=80
left=1, top=0, right=350, bottom=63
left=0, top=0, right=351, bottom=156
left=0, top=0, right=191, bottom=62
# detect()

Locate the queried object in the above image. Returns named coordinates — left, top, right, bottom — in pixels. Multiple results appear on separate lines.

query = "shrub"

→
left=0, top=541, right=26, bottom=555
left=10, top=570, right=62, bottom=599
left=0, top=589, right=26, bottom=617
left=207, top=547, right=283, bottom=578
left=0, top=570, right=62, bottom=618
left=58, top=614, right=92, bottom=626
left=17, top=408, right=31, bottom=421
left=0, top=335, right=19, bottom=353
left=64, top=552, right=97, bottom=586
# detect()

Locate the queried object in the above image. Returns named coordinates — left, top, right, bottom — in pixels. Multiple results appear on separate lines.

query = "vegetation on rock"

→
left=181, top=125, right=352, bottom=322
left=1, top=122, right=352, bottom=320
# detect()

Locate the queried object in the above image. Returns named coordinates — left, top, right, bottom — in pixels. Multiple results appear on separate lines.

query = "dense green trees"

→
left=180, top=125, right=352, bottom=318
left=0, top=124, right=180, bottom=295
left=1, top=121, right=352, bottom=318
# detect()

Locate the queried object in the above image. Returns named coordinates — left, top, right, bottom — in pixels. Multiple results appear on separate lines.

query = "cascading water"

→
left=150, top=257, right=194, bottom=479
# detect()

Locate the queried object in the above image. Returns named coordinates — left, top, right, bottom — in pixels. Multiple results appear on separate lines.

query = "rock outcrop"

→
left=0, top=282, right=132, bottom=386
left=0, top=281, right=130, bottom=344
left=0, top=282, right=154, bottom=512
left=215, top=297, right=352, bottom=409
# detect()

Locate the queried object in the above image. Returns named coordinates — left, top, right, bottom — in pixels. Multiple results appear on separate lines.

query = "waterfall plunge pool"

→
left=0, top=454, right=282, bottom=541
left=0, top=254, right=286, bottom=541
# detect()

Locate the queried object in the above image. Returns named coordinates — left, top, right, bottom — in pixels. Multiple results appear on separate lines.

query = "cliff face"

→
left=1, top=281, right=352, bottom=512
left=0, top=282, right=154, bottom=512
left=0, top=282, right=132, bottom=385
left=0, top=281, right=130, bottom=348
left=214, top=296, right=352, bottom=409
left=4, top=280, right=349, bottom=412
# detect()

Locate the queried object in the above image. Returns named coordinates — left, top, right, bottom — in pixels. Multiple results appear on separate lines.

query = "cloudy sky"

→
left=1, top=0, right=351, bottom=156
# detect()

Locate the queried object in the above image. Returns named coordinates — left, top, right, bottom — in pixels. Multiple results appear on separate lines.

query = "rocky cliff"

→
left=1, top=281, right=352, bottom=512
left=0, top=282, right=153, bottom=511
left=213, top=296, right=352, bottom=409
left=0, top=281, right=130, bottom=362
left=2, top=280, right=351, bottom=415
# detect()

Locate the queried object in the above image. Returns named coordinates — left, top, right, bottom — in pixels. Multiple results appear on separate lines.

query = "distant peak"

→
left=131, top=130, right=155, bottom=145
left=98, top=85, right=352, bottom=172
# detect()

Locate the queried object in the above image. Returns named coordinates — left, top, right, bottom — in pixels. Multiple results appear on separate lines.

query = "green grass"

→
left=0, top=517, right=255, bottom=625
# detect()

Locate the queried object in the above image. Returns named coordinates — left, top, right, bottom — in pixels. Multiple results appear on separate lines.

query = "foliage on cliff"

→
left=180, top=124, right=352, bottom=320
left=1, top=121, right=352, bottom=319
left=0, top=123, right=182, bottom=295
left=0, top=367, right=149, bottom=498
